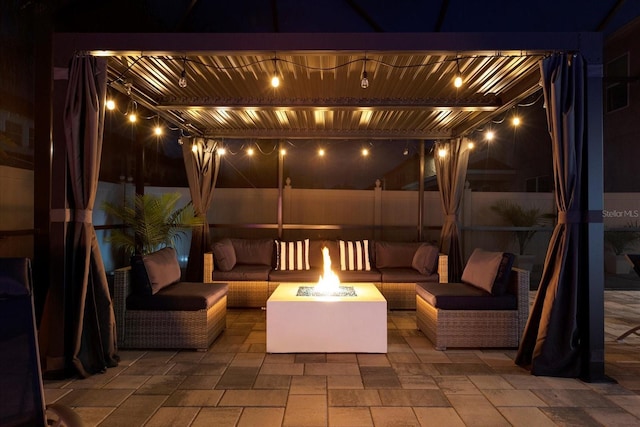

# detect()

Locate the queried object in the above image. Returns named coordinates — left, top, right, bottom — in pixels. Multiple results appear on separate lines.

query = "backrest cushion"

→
left=131, top=247, right=181, bottom=295
left=375, top=241, right=422, bottom=268
left=411, top=244, right=440, bottom=275
left=230, top=238, right=274, bottom=266
left=338, top=240, right=371, bottom=271
left=461, top=248, right=504, bottom=294
left=276, top=239, right=310, bottom=270
left=211, top=238, right=236, bottom=271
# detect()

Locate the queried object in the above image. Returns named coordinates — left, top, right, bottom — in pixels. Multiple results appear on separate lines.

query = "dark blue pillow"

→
left=492, top=253, right=515, bottom=296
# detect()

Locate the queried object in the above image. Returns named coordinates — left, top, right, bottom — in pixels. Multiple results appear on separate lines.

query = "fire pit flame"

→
left=316, top=246, right=340, bottom=294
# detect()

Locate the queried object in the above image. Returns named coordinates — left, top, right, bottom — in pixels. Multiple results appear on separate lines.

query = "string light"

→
left=361, top=57, right=369, bottom=89
left=191, top=143, right=198, bottom=153
left=467, top=141, right=475, bottom=150
left=438, top=148, right=447, bottom=158
left=178, top=58, right=188, bottom=88
left=485, top=130, right=495, bottom=141
left=361, top=148, right=369, bottom=156
left=280, top=148, right=286, bottom=156
left=217, top=147, right=226, bottom=156
left=154, top=125, right=162, bottom=135
left=106, top=98, right=116, bottom=111
left=318, top=148, right=325, bottom=156
left=247, top=147, right=254, bottom=156
left=453, top=57, right=463, bottom=88
left=512, top=116, right=521, bottom=126
left=271, top=58, right=280, bottom=88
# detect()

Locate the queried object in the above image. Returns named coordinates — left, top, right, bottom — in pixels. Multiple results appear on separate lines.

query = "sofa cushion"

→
left=411, top=244, right=440, bottom=275
left=461, top=248, right=504, bottom=294
left=131, top=247, right=182, bottom=295
left=336, top=269, right=382, bottom=283
left=416, top=282, right=516, bottom=310
left=275, top=239, right=310, bottom=270
left=269, top=268, right=322, bottom=282
left=127, top=282, right=228, bottom=311
left=379, top=267, right=438, bottom=283
left=375, top=241, right=422, bottom=268
left=230, top=238, right=274, bottom=266
left=338, top=240, right=371, bottom=271
left=212, top=238, right=236, bottom=271
left=212, top=264, right=272, bottom=281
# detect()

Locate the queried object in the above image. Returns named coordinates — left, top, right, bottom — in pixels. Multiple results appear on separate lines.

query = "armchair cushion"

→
left=131, top=247, right=182, bottom=295
left=461, top=248, right=504, bottom=294
left=212, top=238, right=236, bottom=271
left=416, top=282, right=516, bottom=310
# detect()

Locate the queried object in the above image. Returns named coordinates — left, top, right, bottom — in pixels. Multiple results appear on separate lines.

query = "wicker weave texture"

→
left=382, top=282, right=416, bottom=310
left=416, top=267, right=530, bottom=350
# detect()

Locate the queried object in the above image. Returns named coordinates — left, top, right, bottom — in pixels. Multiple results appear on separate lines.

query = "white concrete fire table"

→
left=266, top=283, right=387, bottom=353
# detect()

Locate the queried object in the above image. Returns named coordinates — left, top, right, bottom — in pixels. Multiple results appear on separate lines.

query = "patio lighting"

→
left=178, top=58, right=188, bottom=88
left=512, top=116, right=521, bottom=126
left=485, top=130, right=495, bottom=141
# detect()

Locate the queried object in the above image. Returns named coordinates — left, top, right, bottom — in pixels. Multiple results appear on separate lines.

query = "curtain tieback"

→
left=74, top=209, right=93, bottom=224
left=557, top=210, right=603, bottom=224
left=445, top=214, right=457, bottom=221
left=558, top=211, right=580, bottom=224
left=50, top=209, right=93, bottom=223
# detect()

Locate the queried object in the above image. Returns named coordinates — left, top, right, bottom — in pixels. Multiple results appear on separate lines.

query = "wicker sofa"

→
left=113, top=247, right=228, bottom=350
left=416, top=249, right=530, bottom=350
left=204, top=238, right=447, bottom=309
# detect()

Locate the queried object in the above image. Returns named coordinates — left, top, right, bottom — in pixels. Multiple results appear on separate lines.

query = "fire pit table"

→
left=266, top=282, right=387, bottom=353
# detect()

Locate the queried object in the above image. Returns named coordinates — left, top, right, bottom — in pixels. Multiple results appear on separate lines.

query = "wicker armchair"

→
left=113, top=266, right=227, bottom=350
left=416, top=251, right=529, bottom=350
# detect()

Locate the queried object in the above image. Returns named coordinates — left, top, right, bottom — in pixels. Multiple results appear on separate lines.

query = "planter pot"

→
left=515, top=254, right=535, bottom=272
left=605, top=252, right=633, bottom=275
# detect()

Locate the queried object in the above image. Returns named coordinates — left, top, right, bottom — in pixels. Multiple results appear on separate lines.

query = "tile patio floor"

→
left=45, top=291, right=640, bottom=426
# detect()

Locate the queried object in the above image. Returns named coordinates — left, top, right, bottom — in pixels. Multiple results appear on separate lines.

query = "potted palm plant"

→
left=103, top=192, right=204, bottom=257
left=604, top=222, right=640, bottom=274
left=490, top=199, right=552, bottom=270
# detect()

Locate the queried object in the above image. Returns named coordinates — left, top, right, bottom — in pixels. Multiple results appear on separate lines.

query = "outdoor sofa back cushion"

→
left=491, top=252, right=516, bottom=296
left=230, top=238, right=274, bottom=266
left=411, top=243, right=440, bottom=275
left=460, top=248, right=504, bottom=295
left=211, top=238, right=237, bottom=271
left=375, top=241, right=422, bottom=269
left=131, top=247, right=182, bottom=295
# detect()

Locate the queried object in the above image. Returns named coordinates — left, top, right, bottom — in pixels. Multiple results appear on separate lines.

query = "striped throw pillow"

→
left=339, top=240, right=371, bottom=271
left=276, top=239, right=310, bottom=270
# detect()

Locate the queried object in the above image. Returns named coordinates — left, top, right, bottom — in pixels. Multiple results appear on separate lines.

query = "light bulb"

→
left=512, top=116, right=521, bottom=126
left=247, top=147, right=254, bottom=156
left=486, top=130, right=495, bottom=141
left=467, top=142, right=475, bottom=150
left=106, top=99, right=115, bottom=110
left=280, top=148, right=286, bottom=156
left=318, top=149, right=325, bottom=157
left=217, top=148, right=226, bottom=156
left=177, top=136, right=184, bottom=145
left=271, top=75, right=280, bottom=88
left=361, top=71, right=369, bottom=89
left=403, top=147, right=409, bottom=156
left=178, top=70, right=187, bottom=88
left=154, top=126, right=162, bottom=136
left=191, top=143, right=198, bottom=153
left=128, top=113, right=137, bottom=123
left=362, top=148, right=369, bottom=156
left=438, top=148, right=447, bottom=158
left=454, top=75, right=462, bottom=88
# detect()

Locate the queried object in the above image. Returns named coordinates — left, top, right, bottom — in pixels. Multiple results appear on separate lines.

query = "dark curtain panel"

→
left=435, top=138, right=470, bottom=282
left=182, top=137, right=220, bottom=281
left=41, top=56, right=119, bottom=378
left=516, top=53, right=585, bottom=377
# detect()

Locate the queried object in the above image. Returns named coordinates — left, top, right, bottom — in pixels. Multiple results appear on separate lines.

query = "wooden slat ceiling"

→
left=106, top=51, right=545, bottom=141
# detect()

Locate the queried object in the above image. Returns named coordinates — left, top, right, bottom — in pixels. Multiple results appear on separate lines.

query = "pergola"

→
left=35, top=31, right=605, bottom=381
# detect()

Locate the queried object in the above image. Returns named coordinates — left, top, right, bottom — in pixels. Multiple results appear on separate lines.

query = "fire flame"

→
left=316, top=246, right=340, bottom=294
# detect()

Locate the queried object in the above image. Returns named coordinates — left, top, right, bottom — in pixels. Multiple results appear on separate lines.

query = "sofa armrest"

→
left=113, top=266, right=132, bottom=347
left=511, top=267, right=530, bottom=338
left=438, top=254, right=448, bottom=283
left=203, top=251, right=214, bottom=283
